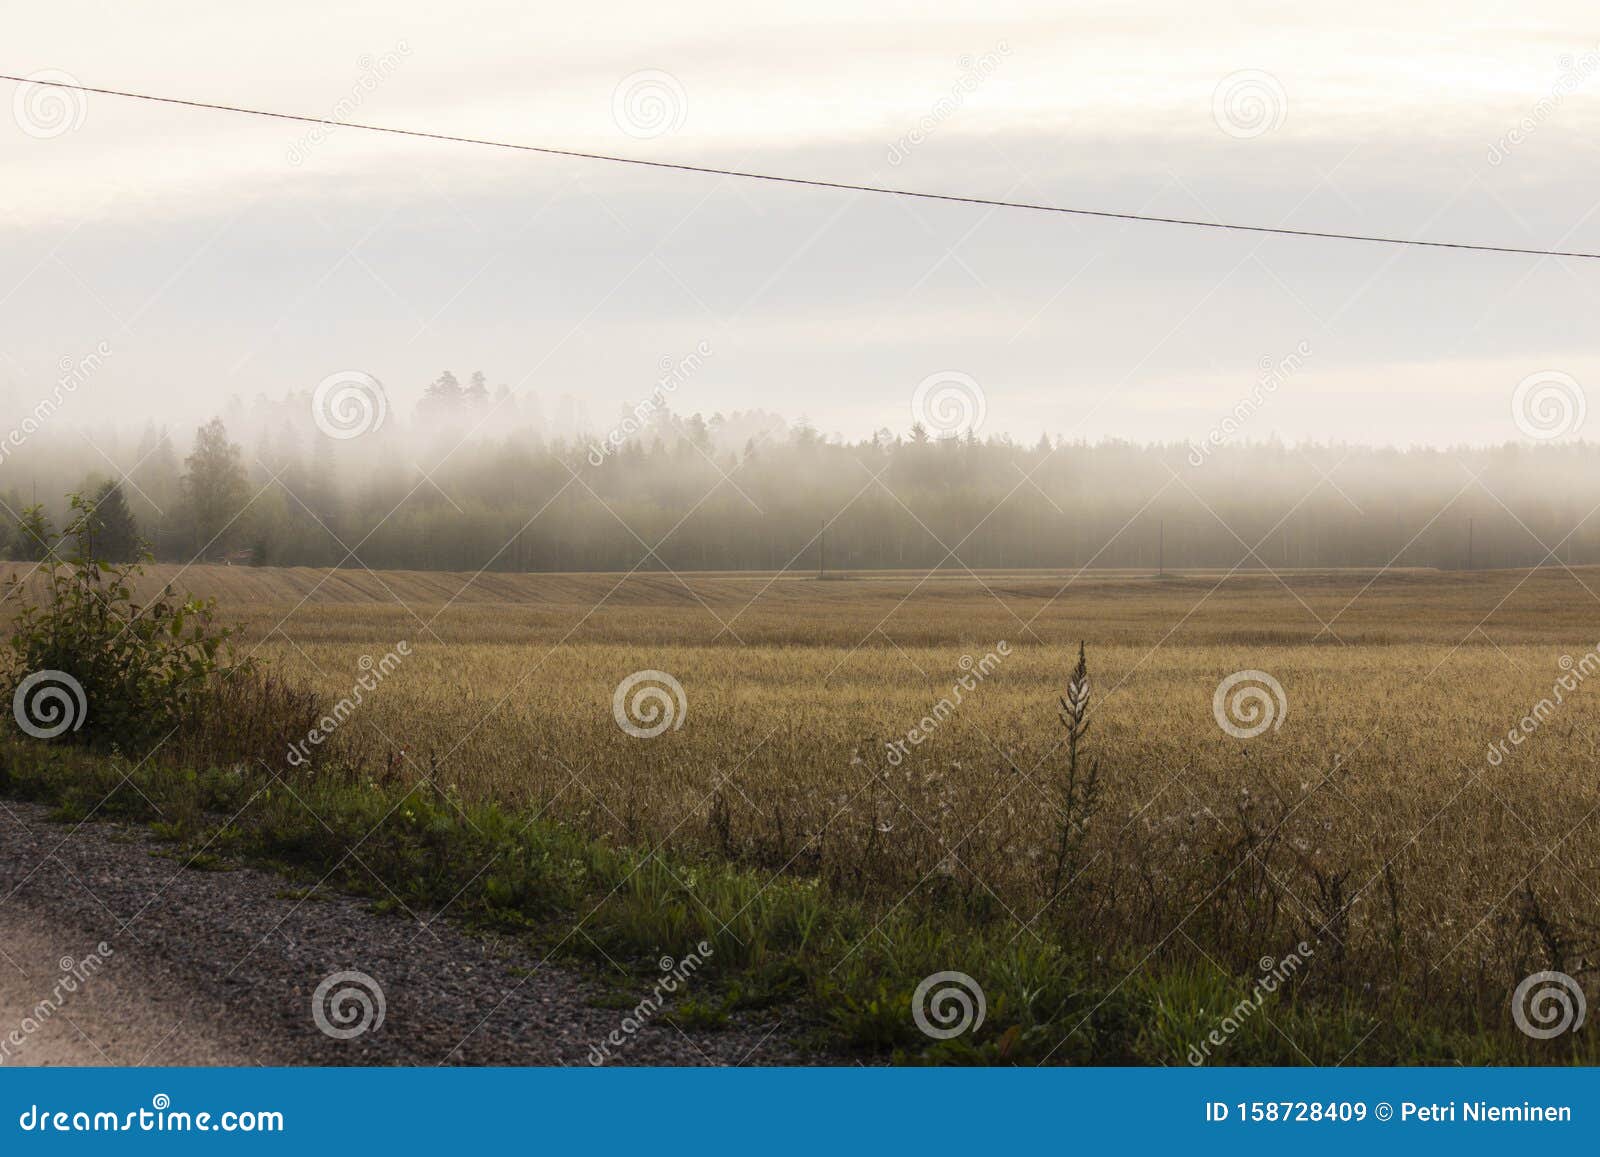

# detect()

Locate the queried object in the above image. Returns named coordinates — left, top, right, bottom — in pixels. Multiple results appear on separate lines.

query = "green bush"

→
left=2, top=493, right=250, bottom=755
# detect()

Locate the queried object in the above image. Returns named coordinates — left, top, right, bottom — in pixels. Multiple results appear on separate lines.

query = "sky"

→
left=3, top=0, right=1600, bottom=448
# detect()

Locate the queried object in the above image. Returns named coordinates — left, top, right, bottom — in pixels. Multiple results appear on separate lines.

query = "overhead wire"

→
left=4, top=72, right=1597, bottom=261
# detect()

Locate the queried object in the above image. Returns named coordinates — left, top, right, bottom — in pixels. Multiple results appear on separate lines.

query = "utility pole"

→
left=1158, top=518, right=1164, bottom=576
left=818, top=522, right=826, bottom=579
left=1466, top=517, right=1473, bottom=571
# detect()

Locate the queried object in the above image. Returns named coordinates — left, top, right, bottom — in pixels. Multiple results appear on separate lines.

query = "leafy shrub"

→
left=1, top=493, right=251, bottom=755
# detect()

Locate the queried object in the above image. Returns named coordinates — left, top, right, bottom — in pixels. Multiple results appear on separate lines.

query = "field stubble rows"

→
left=6, top=561, right=1597, bottom=1055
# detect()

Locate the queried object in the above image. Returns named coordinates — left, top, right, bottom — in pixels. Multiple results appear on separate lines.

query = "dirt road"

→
left=0, top=800, right=801, bottom=1066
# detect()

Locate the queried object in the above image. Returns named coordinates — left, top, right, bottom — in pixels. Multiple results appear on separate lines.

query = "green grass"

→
left=0, top=738, right=1583, bottom=1066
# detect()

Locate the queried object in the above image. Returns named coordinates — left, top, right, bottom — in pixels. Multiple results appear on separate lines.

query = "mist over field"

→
left=3, top=367, right=1597, bottom=573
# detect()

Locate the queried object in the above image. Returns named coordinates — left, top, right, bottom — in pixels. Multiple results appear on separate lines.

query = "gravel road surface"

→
left=0, top=799, right=806, bottom=1066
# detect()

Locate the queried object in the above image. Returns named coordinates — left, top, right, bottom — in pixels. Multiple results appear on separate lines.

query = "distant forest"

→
left=2, top=375, right=1596, bottom=573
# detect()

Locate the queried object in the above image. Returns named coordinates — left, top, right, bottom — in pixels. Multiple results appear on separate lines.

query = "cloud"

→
left=2, top=0, right=1597, bottom=445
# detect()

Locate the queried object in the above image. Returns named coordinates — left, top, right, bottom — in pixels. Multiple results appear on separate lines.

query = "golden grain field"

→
left=6, top=561, right=1597, bottom=998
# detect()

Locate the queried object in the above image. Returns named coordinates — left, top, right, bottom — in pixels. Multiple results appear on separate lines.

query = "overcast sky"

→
left=3, top=0, right=1599, bottom=448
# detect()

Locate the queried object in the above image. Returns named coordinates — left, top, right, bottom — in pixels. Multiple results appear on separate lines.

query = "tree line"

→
left=3, top=385, right=1597, bottom=573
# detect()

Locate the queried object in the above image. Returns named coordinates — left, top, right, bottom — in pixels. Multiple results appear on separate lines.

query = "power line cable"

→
left=5, top=71, right=1599, bottom=261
